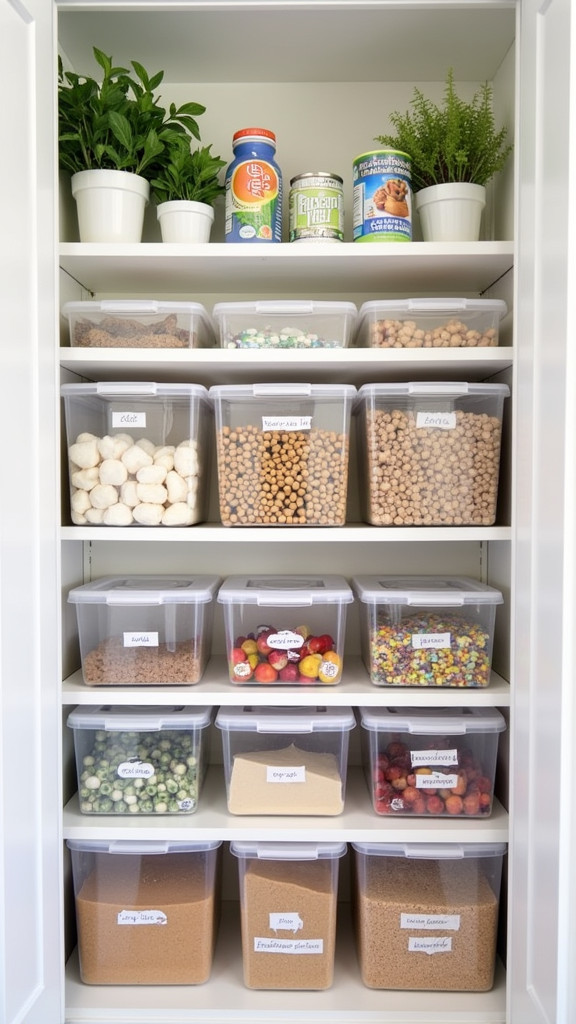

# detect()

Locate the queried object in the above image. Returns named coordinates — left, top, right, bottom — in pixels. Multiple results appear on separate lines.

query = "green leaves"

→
left=149, top=135, right=226, bottom=205
left=58, top=47, right=208, bottom=177
left=375, top=69, right=513, bottom=191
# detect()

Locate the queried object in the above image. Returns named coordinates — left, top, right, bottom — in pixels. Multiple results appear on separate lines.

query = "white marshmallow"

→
left=132, top=502, right=164, bottom=525
left=89, top=484, right=119, bottom=510
left=99, top=458, right=128, bottom=487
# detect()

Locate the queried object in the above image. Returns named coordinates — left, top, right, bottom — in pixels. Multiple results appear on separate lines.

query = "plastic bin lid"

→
left=230, top=841, right=347, bottom=860
left=357, top=705, right=506, bottom=734
left=355, top=381, right=510, bottom=399
left=357, top=297, right=507, bottom=318
left=352, top=575, right=503, bottom=606
left=217, top=574, right=353, bottom=606
left=66, top=838, right=222, bottom=854
left=68, top=574, right=221, bottom=606
left=351, top=841, right=506, bottom=859
left=63, top=299, right=213, bottom=317
left=208, top=382, right=357, bottom=400
left=60, top=381, right=210, bottom=400
left=66, top=704, right=213, bottom=731
left=215, top=705, right=356, bottom=733
left=212, top=299, right=357, bottom=318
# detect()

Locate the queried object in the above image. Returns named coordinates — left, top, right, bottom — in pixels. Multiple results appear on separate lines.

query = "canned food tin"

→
left=353, top=150, right=412, bottom=242
left=289, top=172, right=344, bottom=242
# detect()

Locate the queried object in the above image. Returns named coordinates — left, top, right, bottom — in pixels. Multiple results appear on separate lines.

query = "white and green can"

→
left=288, top=172, right=344, bottom=242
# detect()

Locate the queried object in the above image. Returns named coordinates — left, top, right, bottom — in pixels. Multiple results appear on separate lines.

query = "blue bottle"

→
left=225, top=128, right=283, bottom=242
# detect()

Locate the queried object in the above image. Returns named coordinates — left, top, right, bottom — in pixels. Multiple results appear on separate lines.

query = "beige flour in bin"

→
left=354, top=855, right=499, bottom=991
left=76, top=852, right=218, bottom=984
left=228, top=743, right=344, bottom=814
left=240, top=857, right=338, bottom=989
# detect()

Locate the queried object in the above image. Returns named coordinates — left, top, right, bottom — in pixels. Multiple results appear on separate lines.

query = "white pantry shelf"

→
left=60, top=523, right=512, bottom=543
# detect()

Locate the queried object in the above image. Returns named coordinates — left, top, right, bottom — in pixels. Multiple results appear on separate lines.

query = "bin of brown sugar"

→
left=230, top=840, right=346, bottom=989
left=66, top=838, right=222, bottom=984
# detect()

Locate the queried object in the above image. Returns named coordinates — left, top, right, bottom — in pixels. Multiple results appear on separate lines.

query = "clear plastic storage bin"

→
left=67, top=704, right=213, bottom=814
left=61, top=382, right=212, bottom=526
left=351, top=841, right=506, bottom=991
left=357, top=705, right=505, bottom=818
left=215, top=705, right=355, bottom=815
left=209, top=383, right=356, bottom=526
left=352, top=575, right=503, bottom=688
left=230, top=841, right=346, bottom=989
left=67, top=838, right=222, bottom=984
left=62, top=299, right=215, bottom=349
left=217, top=573, right=353, bottom=684
left=68, top=574, right=220, bottom=686
left=355, top=297, right=507, bottom=348
left=354, top=382, right=509, bottom=526
left=212, top=299, right=357, bottom=349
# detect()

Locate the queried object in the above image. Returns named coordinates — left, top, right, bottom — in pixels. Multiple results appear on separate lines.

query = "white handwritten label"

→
left=117, top=909, right=167, bottom=925
left=254, top=937, right=323, bottom=954
left=123, top=631, right=159, bottom=648
left=408, top=936, right=452, bottom=955
left=415, top=771, right=459, bottom=790
left=411, top=748, right=458, bottom=767
left=416, top=411, right=456, bottom=430
left=267, top=630, right=304, bottom=650
left=411, top=632, right=451, bottom=650
left=269, top=912, right=304, bottom=933
left=266, top=765, right=306, bottom=783
left=117, top=759, right=155, bottom=779
left=112, top=411, right=147, bottom=429
left=262, top=416, right=312, bottom=431
left=401, top=913, right=460, bottom=931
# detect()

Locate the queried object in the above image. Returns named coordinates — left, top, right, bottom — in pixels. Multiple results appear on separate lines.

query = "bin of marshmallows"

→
left=351, top=841, right=506, bottom=991
left=67, top=838, right=222, bottom=985
left=217, top=573, right=353, bottom=684
left=67, top=704, right=213, bottom=815
left=355, top=297, right=507, bottom=348
left=215, top=705, right=355, bottom=815
left=212, top=299, right=357, bottom=349
left=62, top=299, right=215, bottom=349
left=231, top=841, right=346, bottom=990
left=354, top=381, right=509, bottom=526
left=352, top=575, right=503, bottom=688
left=357, top=705, right=505, bottom=818
left=209, top=383, right=356, bottom=526
left=68, top=574, right=220, bottom=686
left=61, top=382, right=212, bottom=526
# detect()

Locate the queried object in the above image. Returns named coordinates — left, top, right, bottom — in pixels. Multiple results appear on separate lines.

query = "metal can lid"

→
left=233, top=127, right=276, bottom=145
left=290, top=172, right=343, bottom=186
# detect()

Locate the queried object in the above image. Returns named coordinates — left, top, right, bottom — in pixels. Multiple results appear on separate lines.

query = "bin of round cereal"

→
left=61, top=382, right=212, bottom=526
left=354, top=381, right=509, bottom=526
left=352, top=574, right=503, bottom=688
left=355, top=297, right=507, bottom=348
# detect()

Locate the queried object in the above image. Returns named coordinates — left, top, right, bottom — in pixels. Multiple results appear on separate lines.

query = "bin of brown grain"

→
left=351, top=841, right=506, bottom=991
left=67, top=839, right=222, bottom=984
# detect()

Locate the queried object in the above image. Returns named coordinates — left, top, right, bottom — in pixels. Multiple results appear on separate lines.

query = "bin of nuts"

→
left=355, top=297, right=507, bottom=348
left=209, top=383, right=356, bottom=526
left=354, top=382, right=509, bottom=526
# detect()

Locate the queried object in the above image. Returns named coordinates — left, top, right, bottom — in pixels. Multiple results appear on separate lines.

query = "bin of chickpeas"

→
left=355, top=297, right=507, bottom=349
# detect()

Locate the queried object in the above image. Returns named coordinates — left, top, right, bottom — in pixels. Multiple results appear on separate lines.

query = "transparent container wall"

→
left=69, top=845, right=221, bottom=984
left=62, top=389, right=212, bottom=526
left=215, top=304, right=356, bottom=350
left=65, top=302, right=214, bottom=349
left=212, top=391, right=352, bottom=526
left=357, top=302, right=504, bottom=349
left=352, top=847, right=504, bottom=990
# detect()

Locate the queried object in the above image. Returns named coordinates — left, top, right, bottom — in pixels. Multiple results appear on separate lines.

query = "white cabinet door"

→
left=0, top=1, right=62, bottom=1022
left=511, top=0, right=576, bottom=1020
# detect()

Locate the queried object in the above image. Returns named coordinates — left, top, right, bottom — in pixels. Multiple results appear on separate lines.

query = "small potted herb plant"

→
left=375, top=69, right=513, bottom=241
left=58, top=47, right=207, bottom=242
left=150, top=135, right=226, bottom=243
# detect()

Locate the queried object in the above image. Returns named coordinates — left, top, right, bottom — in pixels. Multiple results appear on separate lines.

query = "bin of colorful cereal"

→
left=357, top=705, right=505, bottom=817
left=351, top=841, right=506, bottom=991
left=67, top=838, right=222, bottom=984
left=231, top=840, right=346, bottom=989
left=351, top=574, right=503, bottom=688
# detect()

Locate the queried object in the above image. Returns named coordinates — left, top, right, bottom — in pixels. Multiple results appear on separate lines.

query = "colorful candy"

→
left=228, top=623, right=342, bottom=684
left=224, top=326, right=340, bottom=349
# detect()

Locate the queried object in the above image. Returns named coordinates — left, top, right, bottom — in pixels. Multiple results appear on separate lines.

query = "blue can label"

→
left=353, top=150, right=412, bottom=242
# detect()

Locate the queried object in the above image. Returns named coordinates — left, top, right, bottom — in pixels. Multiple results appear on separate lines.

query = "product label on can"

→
left=226, top=159, right=282, bottom=241
left=353, top=149, right=412, bottom=242
left=289, top=174, right=344, bottom=242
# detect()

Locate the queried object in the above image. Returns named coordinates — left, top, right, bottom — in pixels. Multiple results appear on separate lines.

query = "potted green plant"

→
left=58, top=47, right=207, bottom=242
left=375, top=69, right=513, bottom=241
left=149, top=135, right=226, bottom=243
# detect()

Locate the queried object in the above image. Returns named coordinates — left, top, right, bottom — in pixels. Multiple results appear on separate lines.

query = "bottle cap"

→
left=232, top=128, right=276, bottom=146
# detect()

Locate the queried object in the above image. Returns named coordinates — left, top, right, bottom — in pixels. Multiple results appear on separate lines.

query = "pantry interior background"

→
left=1, top=1, right=576, bottom=1023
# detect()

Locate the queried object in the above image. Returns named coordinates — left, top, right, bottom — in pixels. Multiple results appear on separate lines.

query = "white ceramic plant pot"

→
left=71, top=169, right=150, bottom=243
left=156, top=200, right=215, bottom=243
left=414, top=182, right=486, bottom=242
